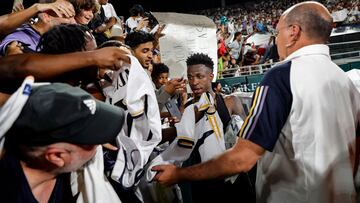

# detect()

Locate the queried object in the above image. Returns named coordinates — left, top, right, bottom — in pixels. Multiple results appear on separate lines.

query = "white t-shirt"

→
left=125, top=17, right=148, bottom=33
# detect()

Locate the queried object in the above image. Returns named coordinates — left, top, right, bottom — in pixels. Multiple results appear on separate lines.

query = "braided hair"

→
left=37, top=24, right=97, bottom=86
left=37, top=24, right=92, bottom=54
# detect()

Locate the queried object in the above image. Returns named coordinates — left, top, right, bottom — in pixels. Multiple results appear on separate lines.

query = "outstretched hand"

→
left=152, top=164, right=180, bottom=186
left=93, top=47, right=131, bottom=70
left=36, top=0, right=75, bottom=18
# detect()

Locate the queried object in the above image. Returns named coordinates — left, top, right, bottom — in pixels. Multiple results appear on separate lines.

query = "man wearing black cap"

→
left=0, top=83, right=125, bottom=203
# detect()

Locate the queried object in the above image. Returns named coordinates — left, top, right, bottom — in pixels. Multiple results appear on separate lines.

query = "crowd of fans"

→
left=0, top=0, right=247, bottom=202
left=193, top=0, right=360, bottom=77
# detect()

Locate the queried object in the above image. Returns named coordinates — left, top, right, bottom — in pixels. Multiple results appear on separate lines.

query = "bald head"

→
left=283, top=1, right=333, bottom=43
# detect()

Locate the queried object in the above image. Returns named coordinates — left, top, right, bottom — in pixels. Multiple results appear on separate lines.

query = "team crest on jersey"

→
left=83, top=99, right=96, bottom=114
left=23, top=84, right=32, bottom=95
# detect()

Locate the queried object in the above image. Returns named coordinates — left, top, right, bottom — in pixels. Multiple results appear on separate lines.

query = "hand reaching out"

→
left=93, top=47, right=131, bottom=70
left=36, top=0, right=75, bottom=18
left=5, top=41, right=24, bottom=55
left=152, top=164, right=181, bottom=186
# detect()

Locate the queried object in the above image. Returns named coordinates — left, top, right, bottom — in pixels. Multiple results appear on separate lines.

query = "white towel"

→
left=105, top=55, right=162, bottom=189
left=146, top=92, right=225, bottom=181
left=71, top=146, right=122, bottom=203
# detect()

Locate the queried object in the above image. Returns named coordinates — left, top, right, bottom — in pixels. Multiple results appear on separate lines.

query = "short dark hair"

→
left=129, top=4, right=144, bottom=17
left=234, top=31, right=242, bottom=38
left=186, top=53, right=214, bottom=71
left=98, top=40, right=129, bottom=49
left=125, top=31, right=154, bottom=49
left=37, top=24, right=91, bottom=54
left=37, top=24, right=97, bottom=85
left=151, top=63, right=169, bottom=79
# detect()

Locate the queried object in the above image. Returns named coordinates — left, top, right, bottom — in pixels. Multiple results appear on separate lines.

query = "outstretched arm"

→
left=152, top=138, right=264, bottom=186
left=0, top=1, right=75, bottom=36
left=0, top=47, right=130, bottom=80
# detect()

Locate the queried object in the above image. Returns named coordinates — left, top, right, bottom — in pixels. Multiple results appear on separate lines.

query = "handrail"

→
left=328, top=40, right=360, bottom=46
left=331, top=50, right=360, bottom=57
left=218, top=40, right=360, bottom=77
left=218, top=62, right=278, bottom=77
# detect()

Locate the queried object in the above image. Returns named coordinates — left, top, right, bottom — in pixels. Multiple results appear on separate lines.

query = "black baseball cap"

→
left=7, top=83, right=124, bottom=146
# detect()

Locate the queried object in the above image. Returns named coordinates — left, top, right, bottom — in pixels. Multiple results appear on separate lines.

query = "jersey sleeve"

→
left=239, top=61, right=293, bottom=151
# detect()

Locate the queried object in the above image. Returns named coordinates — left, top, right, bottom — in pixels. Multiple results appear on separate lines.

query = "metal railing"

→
left=218, top=62, right=278, bottom=78
left=218, top=39, right=360, bottom=78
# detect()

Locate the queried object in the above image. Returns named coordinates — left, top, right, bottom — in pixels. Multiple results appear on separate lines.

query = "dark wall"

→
left=0, top=0, right=251, bottom=18
left=110, top=0, right=223, bottom=18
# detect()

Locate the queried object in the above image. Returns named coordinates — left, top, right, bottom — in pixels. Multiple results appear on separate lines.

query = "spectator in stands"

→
left=153, top=2, right=360, bottom=203
left=0, top=0, right=76, bottom=55
left=125, top=4, right=148, bottom=33
left=260, top=35, right=279, bottom=64
left=212, top=81, right=222, bottom=95
left=243, top=44, right=261, bottom=66
left=0, top=83, right=124, bottom=203
left=88, top=0, right=116, bottom=46
left=151, top=63, right=187, bottom=119
left=102, top=2, right=125, bottom=38
left=125, top=31, right=186, bottom=110
left=72, top=0, right=99, bottom=25
left=152, top=63, right=169, bottom=90
left=125, top=31, right=154, bottom=70
left=227, top=31, right=255, bottom=66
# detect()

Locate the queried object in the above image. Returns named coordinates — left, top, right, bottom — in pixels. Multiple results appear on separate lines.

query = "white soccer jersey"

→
left=104, top=55, right=162, bottom=189
left=146, top=93, right=225, bottom=181
left=0, top=76, right=33, bottom=151
left=239, top=45, right=360, bottom=203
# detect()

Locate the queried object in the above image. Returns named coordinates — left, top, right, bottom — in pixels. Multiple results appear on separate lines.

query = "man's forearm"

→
left=0, top=4, right=38, bottom=35
left=0, top=52, right=95, bottom=80
left=178, top=148, right=242, bottom=181
left=178, top=139, right=262, bottom=182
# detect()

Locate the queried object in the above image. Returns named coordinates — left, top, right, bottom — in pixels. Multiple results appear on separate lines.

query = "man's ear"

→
left=287, top=24, right=301, bottom=45
left=44, top=147, right=69, bottom=168
left=39, top=13, right=51, bottom=24
left=209, top=72, right=214, bottom=81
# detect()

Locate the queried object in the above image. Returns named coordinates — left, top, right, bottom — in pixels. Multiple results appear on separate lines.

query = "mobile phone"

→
left=21, top=43, right=35, bottom=53
left=165, top=99, right=182, bottom=120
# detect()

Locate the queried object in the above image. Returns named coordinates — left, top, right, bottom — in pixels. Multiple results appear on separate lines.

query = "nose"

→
left=148, top=51, right=153, bottom=59
left=189, top=78, right=198, bottom=86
